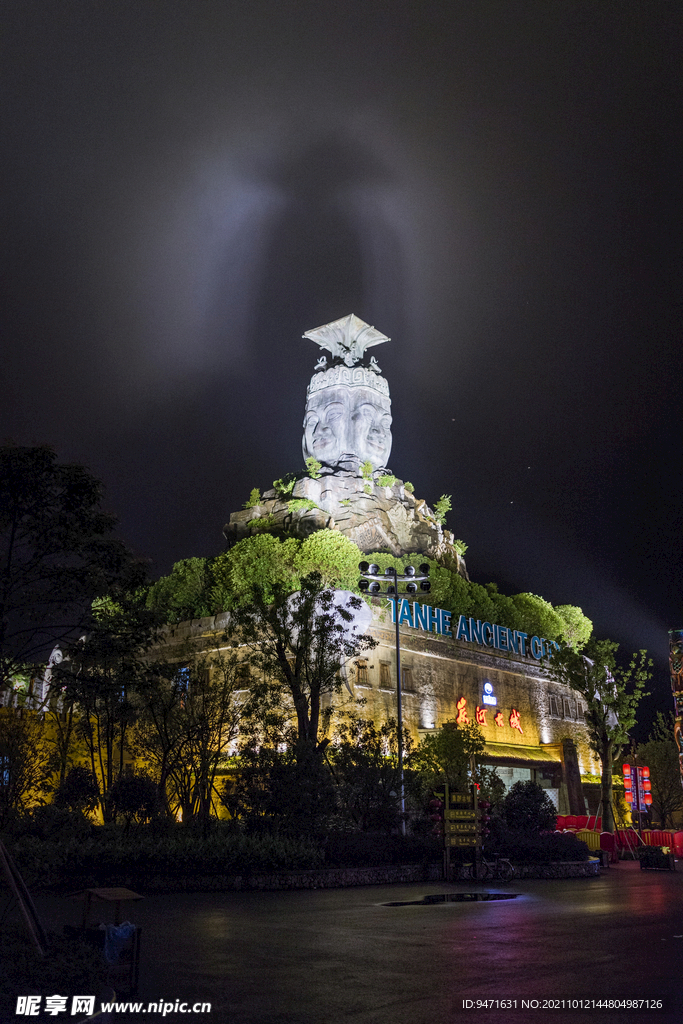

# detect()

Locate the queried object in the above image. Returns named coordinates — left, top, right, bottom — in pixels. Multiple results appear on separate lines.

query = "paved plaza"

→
left=28, top=861, right=683, bottom=1024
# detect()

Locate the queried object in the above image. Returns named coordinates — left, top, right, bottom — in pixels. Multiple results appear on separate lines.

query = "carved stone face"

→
left=350, top=388, right=392, bottom=468
left=303, top=386, right=348, bottom=467
left=302, top=385, right=392, bottom=469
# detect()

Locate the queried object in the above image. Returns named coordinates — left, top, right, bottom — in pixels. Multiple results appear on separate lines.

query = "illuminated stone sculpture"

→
left=302, top=314, right=392, bottom=474
left=225, top=314, right=468, bottom=576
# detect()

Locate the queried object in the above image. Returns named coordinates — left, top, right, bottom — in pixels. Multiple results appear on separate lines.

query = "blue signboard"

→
left=388, top=598, right=560, bottom=662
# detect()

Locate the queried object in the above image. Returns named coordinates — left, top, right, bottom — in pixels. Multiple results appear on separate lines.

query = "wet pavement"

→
left=29, top=861, right=683, bottom=1023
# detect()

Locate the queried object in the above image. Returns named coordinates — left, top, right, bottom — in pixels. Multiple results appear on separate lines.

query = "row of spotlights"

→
left=358, top=561, right=431, bottom=594
left=359, top=562, right=430, bottom=577
left=358, top=579, right=431, bottom=594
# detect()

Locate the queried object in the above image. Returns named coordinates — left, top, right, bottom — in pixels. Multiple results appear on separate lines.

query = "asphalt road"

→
left=30, top=861, right=683, bottom=1024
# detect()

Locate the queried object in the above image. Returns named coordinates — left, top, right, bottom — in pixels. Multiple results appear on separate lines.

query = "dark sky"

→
left=1, top=2, right=681, bottom=734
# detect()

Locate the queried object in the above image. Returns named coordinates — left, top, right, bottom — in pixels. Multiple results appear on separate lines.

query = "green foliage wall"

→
left=146, top=532, right=592, bottom=649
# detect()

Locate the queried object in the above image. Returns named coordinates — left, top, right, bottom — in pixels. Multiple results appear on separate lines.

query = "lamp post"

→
left=358, top=561, right=431, bottom=835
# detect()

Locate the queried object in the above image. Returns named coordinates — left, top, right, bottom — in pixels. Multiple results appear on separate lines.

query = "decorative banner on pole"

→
left=669, top=629, right=683, bottom=790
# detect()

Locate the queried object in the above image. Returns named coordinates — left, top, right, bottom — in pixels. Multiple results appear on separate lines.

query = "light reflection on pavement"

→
left=28, top=860, right=682, bottom=1024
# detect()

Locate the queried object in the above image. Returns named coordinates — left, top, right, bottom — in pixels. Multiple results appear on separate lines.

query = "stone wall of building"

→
left=345, top=601, right=598, bottom=780
left=159, top=597, right=599, bottom=808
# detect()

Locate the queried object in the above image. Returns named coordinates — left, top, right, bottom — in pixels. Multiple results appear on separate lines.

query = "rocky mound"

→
left=224, top=474, right=469, bottom=578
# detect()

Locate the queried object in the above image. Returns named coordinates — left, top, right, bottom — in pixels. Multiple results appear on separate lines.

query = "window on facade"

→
left=563, top=698, right=572, bottom=719
left=401, top=666, right=415, bottom=692
left=174, top=666, right=190, bottom=706
left=548, top=694, right=561, bottom=718
left=355, top=660, right=369, bottom=686
left=379, top=662, right=392, bottom=689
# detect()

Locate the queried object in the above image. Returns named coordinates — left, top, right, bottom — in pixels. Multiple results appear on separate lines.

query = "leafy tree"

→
left=496, top=780, right=557, bottom=833
left=433, top=494, right=452, bottom=526
left=211, top=534, right=300, bottom=610
left=145, top=557, right=213, bottom=623
left=222, top=737, right=335, bottom=837
left=228, top=572, right=376, bottom=751
left=272, top=472, right=297, bottom=499
left=554, top=606, right=593, bottom=650
left=410, top=720, right=485, bottom=792
left=54, top=765, right=100, bottom=815
left=0, top=444, right=145, bottom=695
left=305, top=456, right=322, bottom=479
left=56, top=594, right=158, bottom=822
left=210, top=531, right=363, bottom=614
left=131, top=661, right=191, bottom=817
left=243, top=488, right=261, bottom=508
left=110, top=769, right=159, bottom=829
left=293, top=532, right=362, bottom=591
left=328, top=716, right=412, bottom=832
left=548, top=640, right=651, bottom=832
left=0, top=708, right=51, bottom=825
left=637, top=712, right=683, bottom=828
left=164, top=648, right=245, bottom=830
left=508, top=593, right=565, bottom=642
left=408, top=721, right=504, bottom=827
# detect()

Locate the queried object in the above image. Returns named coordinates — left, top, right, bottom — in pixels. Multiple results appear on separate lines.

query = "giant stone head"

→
left=302, top=316, right=392, bottom=472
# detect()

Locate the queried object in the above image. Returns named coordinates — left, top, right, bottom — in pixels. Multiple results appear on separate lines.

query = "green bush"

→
left=4, top=804, right=92, bottom=842
left=5, top=826, right=325, bottom=890
left=146, top=520, right=592, bottom=650
left=145, top=556, right=213, bottom=622
left=637, top=846, right=674, bottom=870
left=486, top=829, right=590, bottom=864
left=497, top=780, right=557, bottom=833
left=324, top=830, right=441, bottom=867
left=54, top=765, right=100, bottom=814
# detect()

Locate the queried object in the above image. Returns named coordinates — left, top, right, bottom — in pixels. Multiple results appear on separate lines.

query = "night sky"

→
left=1, top=2, right=681, bottom=735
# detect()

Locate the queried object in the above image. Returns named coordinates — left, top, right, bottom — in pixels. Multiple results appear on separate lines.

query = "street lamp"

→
left=358, top=560, right=431, bottom=834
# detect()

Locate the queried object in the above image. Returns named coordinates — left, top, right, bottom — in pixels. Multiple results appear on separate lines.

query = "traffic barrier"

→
left=600, top=832, right=618, bottom=863
left=575, top=829, right=601, bottom=851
